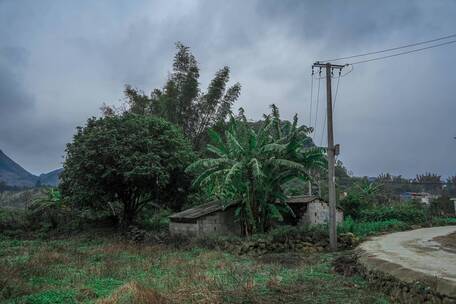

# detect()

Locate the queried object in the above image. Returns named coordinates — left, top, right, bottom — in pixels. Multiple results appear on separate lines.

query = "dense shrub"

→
left=139, top=208, right=172, bottom=232
left=339, top=192, right=364, bottom=219
left=338, top=217, right=410, bottom=237
left=358, top=203, right=428, bottom=224
left=430, top=217, right=456, bottom=226
left=269, top=224, right=328, bottom=243
left=430, top=197, right=455, bottom=216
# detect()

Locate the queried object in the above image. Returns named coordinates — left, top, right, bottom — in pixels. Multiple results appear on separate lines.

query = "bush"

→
left=430, top=217, right=456, bottom=226
left=0, top=208, right=29, bottom=233
left=339, top=193, right=364, bottom=219
left=139, top=208, right=172, bottom=232
left=269, top=224, right=327, bottom=243
left=430, top=197, right=455, bottom=216
left=338, top=217, right=409, bottom=237
left=358, top=202, right=428, bottom=224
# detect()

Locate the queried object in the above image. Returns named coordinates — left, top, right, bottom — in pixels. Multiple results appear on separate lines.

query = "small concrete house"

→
left=169, top=196, right=343, bottom=237
left=284, top=196, right=344, bottom=225
left=169, top=202, right=241, bottom=236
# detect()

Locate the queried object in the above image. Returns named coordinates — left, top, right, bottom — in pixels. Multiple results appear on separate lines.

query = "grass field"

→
left=0, top=232, right=391, bottom=304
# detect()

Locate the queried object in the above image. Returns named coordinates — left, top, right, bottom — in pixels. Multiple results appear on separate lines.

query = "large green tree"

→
left=186, top=106, right=325, bottom=235
left=102, top=42, right=241, bottom=150
left=60, top=114, right=194, bottom=227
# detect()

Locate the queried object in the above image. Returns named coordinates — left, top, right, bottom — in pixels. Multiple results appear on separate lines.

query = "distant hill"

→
left=0, top=150, right=62, bottom=187
left=38, top=168, right=63, bottom=187
left=0, top=150, right=38, bottom=187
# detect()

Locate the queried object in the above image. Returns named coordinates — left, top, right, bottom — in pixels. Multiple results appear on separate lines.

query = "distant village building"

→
left=400, top=192, right=438, bottom=205
left=169, top=196, right=343, bottom=237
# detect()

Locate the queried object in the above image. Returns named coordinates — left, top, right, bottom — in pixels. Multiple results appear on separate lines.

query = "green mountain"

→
left=38, top=168, right=63, bottom=187
left=0, top=150, right=38, bottom=187
left=0, top=150, right=61, bottom=187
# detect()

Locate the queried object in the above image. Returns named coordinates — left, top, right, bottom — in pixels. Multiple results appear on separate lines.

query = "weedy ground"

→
left=0, top=232, right=390, bottom=304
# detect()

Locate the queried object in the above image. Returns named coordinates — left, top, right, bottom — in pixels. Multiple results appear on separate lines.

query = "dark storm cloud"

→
left=0, top=0, right=455, bottom=178
left=0, top=46, right=32, bottom=118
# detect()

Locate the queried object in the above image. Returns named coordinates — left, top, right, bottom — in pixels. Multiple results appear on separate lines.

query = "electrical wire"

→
left=350, top=39, right=456, bottom=65
left=333, top=71, right=341, bottom=110
left=322, top=33, right=456, bottom=62
left=309, top=70, right=314, bottom=128
left=314, top=69, right=322, bottom=132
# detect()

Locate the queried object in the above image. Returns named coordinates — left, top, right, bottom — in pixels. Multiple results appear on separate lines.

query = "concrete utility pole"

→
left=312, top=61, right=346, bottom=251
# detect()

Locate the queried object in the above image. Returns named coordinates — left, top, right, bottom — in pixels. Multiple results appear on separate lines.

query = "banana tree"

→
left=186, top=106, right=325, bottom=235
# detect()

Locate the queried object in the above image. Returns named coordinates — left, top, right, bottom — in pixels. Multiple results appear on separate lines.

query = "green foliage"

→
left=25, top=290, right=77, bottom=304
left=139, top=208, right=172, bottom=232
left=339, top=192, right=364, bottom=219
left=338, top=217, right=409, bottom=237
left=339, top=181, right=383, bottom=219
left=269, top=224, right=328, bottom=243
left=358, top=203, right=428, bottom=223
left=60, top=114, right=195, bottom=227
left=430, top=196, right=454, bottom=216
left=27, top=188, right=67, bottom=230
left=187, top=106, right=325, bottom=235
left=430, top=216, right=456, bottom=226
left=0, top=208, right=29, bottom=234
left=102, top=42, right=241, bottom=150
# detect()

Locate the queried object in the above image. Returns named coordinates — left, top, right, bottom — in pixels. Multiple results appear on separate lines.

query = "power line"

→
left=333, top=72, right=341, bottom=110
left=313, top=71, right=322, bottom=133
left=309, top=70, right=314, bottom=128
left=350, top=39, right=456, bottom=65
left=322, top=33, right=456, bottom=62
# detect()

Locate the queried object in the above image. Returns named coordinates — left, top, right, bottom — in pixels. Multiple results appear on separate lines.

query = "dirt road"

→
left=358, top=226, right=456, bottom=298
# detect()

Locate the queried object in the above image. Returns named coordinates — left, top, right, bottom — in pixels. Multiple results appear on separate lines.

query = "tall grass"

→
left=0, top=234, right=391, bottom=304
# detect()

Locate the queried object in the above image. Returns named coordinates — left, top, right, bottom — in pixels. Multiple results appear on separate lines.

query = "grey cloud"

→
left=0, top=0, right=455, bottom=178
left=0, top=48, right=33, bottom=122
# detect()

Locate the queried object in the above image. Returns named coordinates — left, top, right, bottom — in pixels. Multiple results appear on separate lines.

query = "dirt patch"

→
left=332, top=254, right=359, bottom=277
left=97, top=281, right=168, bottom=304
left=433, top=231, right=456, bottom=251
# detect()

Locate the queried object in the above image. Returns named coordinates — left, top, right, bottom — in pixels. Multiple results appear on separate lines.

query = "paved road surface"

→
left=358, top=226, right=456, bottom=298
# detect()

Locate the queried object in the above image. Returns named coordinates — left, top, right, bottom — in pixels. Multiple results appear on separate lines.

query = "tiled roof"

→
left=170, top=196, right=325, bottom=221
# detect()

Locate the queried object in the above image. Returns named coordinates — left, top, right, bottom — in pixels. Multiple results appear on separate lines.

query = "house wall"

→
left=301, top=201, right=343, bottom=225
left=198, top=207, right=242, bottom=236
left=169, top=221, right=199, bottom=236
left=170, top=207, right=242, bottom=237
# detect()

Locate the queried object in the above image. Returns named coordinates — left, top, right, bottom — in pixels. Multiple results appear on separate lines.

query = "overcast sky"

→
left=1, top=0, right=455, bottom=178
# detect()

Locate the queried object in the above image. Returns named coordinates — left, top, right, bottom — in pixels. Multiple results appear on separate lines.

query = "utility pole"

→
left=312, top=61, right=346, bottom=251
